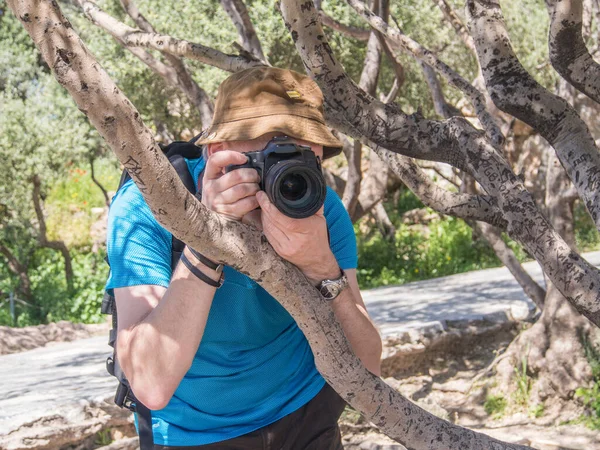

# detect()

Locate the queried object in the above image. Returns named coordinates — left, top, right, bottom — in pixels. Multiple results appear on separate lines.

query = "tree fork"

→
left=7, top=0, right=536, bottom=448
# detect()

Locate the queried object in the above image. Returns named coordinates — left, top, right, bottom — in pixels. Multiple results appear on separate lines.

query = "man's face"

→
left=206, top=132, right=324, bottom=159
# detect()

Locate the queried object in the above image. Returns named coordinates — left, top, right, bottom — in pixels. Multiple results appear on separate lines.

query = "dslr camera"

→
left=225, top=136, right=326, bottom=219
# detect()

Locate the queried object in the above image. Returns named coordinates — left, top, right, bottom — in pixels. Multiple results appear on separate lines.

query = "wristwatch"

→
left=317, top=271, right=349, bottom=301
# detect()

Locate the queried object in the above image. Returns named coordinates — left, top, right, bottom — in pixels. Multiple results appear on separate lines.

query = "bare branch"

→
left=546, top=0, right=600, bottom=105
left=318, top=10, right=370, bottom=41
left=420, top=61, right=461, bottom=119
left=118, top=0, right=214, bottom=126
left=417, top=161, right=461, bottom=187
left=466, top=0, right=600, bottom=232
left=476, top=221, right=546, bottom=309
left=220, top=0, right=268, bottom=64
left=340, top=135, right=362, bottom=218
left=0, top=242, right=33, bottom=301
left=89, top=154, right=110, bottom=207
left=31, top=175, right=73, bottom=289
left=431, top=0, right=476, bottom=54
left=347, top=0, right=505, bottom=148
left=77, top=0, right=262, bottom=73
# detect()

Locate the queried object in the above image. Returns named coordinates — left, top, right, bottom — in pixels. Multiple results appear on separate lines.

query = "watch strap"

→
left=186, top=246, right=223, bottom=273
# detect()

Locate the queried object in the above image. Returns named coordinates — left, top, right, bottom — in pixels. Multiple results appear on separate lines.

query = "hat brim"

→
left=196, top=115, right=343, bottom=159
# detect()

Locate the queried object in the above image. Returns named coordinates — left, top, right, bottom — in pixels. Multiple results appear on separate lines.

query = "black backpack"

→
left=101, top=136, right=203, bottom=449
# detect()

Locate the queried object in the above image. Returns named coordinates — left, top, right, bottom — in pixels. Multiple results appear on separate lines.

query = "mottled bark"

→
left=280, top=0, right=600, bottom=327
left=31, top=175, right=73, bottom=290
left=0, top=242, right=33, bottom=301
left=466, top=0, right=600, bottom=232
left=220, top=0, right=268, bottom=64
left=496, top=150, right=592, bottom=400
left=419, top=52, right=544, bottom=310
left=347, top=0, right=504, bottom=147
left=341, top=137, right=362, bottom=218
left=546, top=0, right=600, bottom=105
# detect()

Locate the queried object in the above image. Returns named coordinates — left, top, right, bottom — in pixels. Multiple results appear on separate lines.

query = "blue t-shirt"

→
left=106, top=158, right=357, bottom=446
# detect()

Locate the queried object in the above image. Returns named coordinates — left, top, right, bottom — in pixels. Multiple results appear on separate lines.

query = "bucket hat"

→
left=196, top=67, right=343, bottom=159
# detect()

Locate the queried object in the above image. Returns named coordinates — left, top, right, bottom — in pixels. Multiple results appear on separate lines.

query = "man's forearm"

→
left=116, top=248, right=219, bottom=410
left=330, top=289, right=383, bottom=376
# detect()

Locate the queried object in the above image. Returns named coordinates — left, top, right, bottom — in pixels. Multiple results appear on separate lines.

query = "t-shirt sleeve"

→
left=324, top=187, right=358, bottom=270
left=105, top=180, right=172, bottom=291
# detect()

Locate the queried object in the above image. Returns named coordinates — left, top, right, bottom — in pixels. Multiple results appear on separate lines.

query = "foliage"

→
left=46, top=158, right=120, bottom=247
left=484, top=394, right=507, bottom=418
left=356, top=189, right=518, bottom=289
left=574, top=200, right=600, bottom=251
left=575, top=338, right=600, bottom=429
left=0, top=248, right=109, bottom=326
left=513, top=351, right=532, bottom=407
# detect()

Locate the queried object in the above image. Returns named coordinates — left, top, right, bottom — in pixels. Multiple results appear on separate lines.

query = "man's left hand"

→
left=255, top=191, right=340, bottom=284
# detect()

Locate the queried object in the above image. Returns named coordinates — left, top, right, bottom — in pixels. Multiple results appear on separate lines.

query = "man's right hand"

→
left=202, top=150, right=261, bottom=221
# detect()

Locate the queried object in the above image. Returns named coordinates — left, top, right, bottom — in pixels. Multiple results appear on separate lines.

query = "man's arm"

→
left=113, top=150, right=261, bottom=410
left=256, top=191, right=383, bottom=376
left=115, top=247, right=220, bottom=410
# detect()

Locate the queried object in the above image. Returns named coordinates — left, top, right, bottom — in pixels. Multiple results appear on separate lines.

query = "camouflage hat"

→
left=196, top=67, right=343, bottom=159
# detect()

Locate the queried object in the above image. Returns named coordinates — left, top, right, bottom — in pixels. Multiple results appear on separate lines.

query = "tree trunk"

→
left=495, top=141, right=593, bottom=416
left=0, top=243, right=33, bottom=302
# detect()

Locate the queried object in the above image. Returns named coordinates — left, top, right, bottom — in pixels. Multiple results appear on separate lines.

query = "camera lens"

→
left=280, top=173, right=308, bottom=202
left=265, top=161, right=326, bottom=219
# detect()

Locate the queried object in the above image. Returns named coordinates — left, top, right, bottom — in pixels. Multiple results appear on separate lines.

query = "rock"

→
left=0, top=321, right=108, bottom=355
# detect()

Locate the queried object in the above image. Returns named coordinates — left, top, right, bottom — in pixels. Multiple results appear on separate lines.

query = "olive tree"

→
left=6, top=0, right=600, bottom=448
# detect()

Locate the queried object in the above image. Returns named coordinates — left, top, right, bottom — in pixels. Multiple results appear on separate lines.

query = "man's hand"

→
left=202, top=151, right=261, bottom=221
left=256, top=191, right=340, bottom=284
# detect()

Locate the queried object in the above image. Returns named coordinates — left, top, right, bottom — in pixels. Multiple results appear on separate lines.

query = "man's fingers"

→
left=217, top=195, right=259, bottom=218
left=256, top=191, right=296, bottom=229
left=204, top=150, right=249, bottom=180
left=218, top=182, right=260, bottom=205
left=213, top=169, right=260, bottom=193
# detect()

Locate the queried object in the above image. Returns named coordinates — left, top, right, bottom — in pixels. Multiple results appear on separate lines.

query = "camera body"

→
left=225, top=136, right=327, bottom=219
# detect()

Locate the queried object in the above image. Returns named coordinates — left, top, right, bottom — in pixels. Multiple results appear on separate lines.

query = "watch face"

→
left=321, top=284, right=339, bottom=299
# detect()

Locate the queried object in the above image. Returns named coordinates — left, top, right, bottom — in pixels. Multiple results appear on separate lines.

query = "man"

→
left=106, top=67, right=382, bottom=449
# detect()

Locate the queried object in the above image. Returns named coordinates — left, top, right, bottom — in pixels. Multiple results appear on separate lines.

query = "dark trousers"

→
left=154, top=383, right=347, bottom=450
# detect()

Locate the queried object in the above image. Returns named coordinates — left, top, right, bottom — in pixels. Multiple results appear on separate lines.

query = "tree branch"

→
left=118, top=0, right=214, bottom=126
left=89, top=154, right=110, bottom=207
left=280, top=0, right=600, bottom=330
left=317, top=9, right=371, bottom=41
left=420, top=61, right=461, bottom=119
left=0, top=241, right=33, bottom=301
left=347, top=0, right=504, bottom=148
left=466, top=0, right=600, bottom=233
left=340, top=134, right=362, bottom=218
left=431, top=0, right=476, bottom=54
left=76, top=0, right=263, bottom=73
left=31, top=175, right=73, bottom=289
left=220, top=0, right=268, bottom=64
left=546, top=0, right=600, bottom=105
